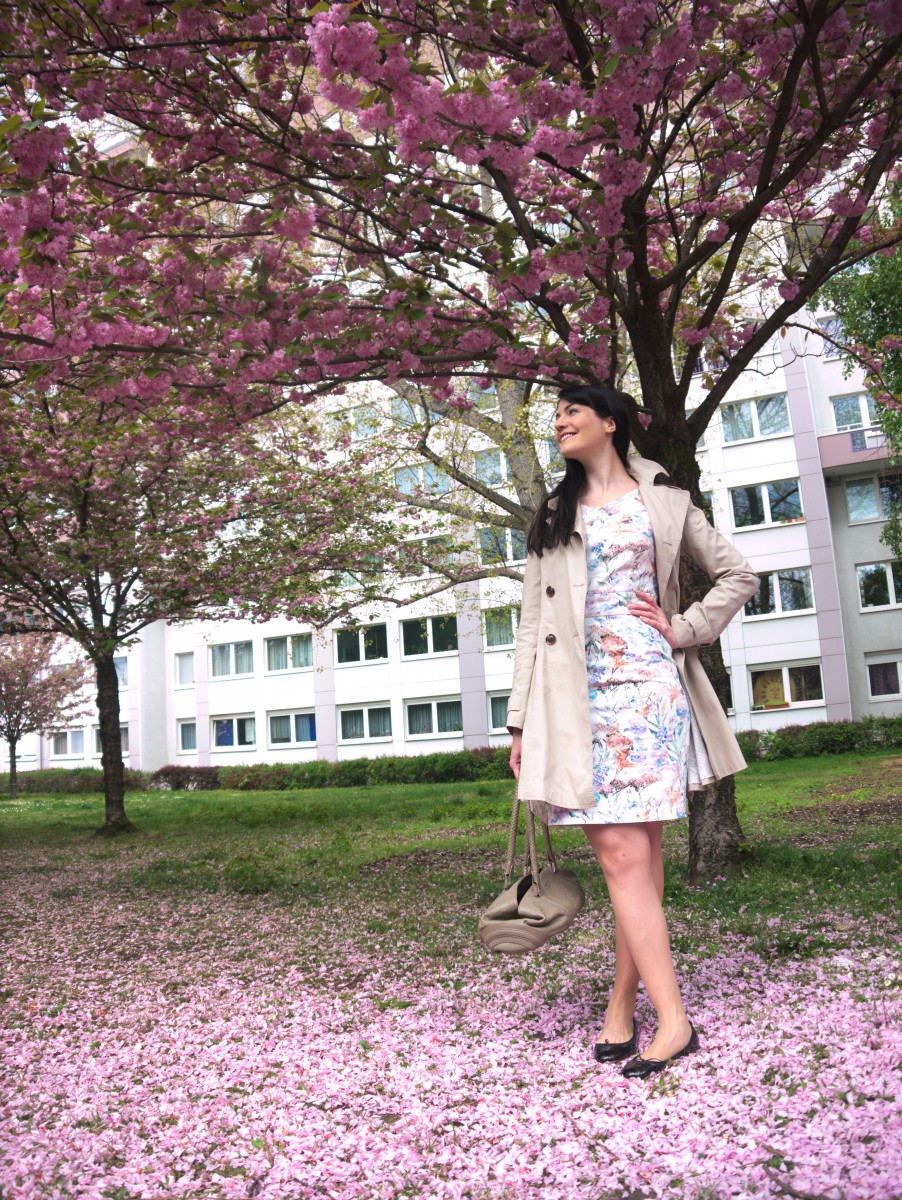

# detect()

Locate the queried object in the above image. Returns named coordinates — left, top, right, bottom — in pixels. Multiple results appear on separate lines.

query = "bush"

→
left=735, top=728, right=769, bottom=762
left=734, top=716, right=902, bottom=762
left=0, top=767, right=150, bottom=795
left=148, top=765, right=221, bottom=791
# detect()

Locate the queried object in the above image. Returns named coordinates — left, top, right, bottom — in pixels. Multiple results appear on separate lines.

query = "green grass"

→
left=2, top=750, right=900, bottom=963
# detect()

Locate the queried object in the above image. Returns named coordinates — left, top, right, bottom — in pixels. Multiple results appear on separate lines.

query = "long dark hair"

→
left=526, top=384, right=636, bottom=555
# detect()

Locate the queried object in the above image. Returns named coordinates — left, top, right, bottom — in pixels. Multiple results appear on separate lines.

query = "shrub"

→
left=148, top=765, right=221, bottom=791
left=735, top=728, right=769, bottom=762
left=0, top=767, right=149, bottom=795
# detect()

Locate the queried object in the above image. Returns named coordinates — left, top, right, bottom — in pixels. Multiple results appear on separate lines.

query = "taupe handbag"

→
left=478, top=787, right=585, bottom=953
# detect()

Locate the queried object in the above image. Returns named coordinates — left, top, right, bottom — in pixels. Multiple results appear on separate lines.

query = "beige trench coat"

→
left=506, top=456, right=758, bottom=810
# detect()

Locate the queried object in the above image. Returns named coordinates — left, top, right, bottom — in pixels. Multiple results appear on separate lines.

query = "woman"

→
left=507, top=383, right=757, bottom=1079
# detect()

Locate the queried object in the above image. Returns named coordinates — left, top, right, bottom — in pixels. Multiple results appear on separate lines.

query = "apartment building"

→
left=7, top=327, right=900, bottom=775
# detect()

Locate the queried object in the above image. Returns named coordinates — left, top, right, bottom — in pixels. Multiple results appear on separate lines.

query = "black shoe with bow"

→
left=593, top=1019, right=639, bottom=1064
left=620, top=1022, right=699, bottom=1079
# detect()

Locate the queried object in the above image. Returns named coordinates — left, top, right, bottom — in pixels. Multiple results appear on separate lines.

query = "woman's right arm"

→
left=506, top=550, right=542, bottom=776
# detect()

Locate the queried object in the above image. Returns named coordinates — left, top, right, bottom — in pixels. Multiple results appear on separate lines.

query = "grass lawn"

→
left=1, top=751, right=900, bottom=1199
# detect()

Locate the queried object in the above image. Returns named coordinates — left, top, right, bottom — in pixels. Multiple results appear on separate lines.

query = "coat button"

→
left=545, top=633, right=556, bottom=645
left=545, top=585, right=555, bottom=596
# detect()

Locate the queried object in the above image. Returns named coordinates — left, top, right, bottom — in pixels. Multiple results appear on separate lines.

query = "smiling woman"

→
left=508, top=384, right=757, bottom=1077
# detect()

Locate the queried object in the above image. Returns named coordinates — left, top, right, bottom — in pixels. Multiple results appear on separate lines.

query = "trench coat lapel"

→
left=632, top=459, right=689, bottom=598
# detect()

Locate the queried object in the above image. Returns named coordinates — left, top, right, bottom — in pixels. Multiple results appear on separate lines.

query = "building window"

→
left=831, top=392, right=878, bottom=432
left=398, top=536, right=459, bottom=578
left=474, top=448, right=504, bottom=486
left=478, top=526, right=527, bottom=565
left=210, top=640, right=253, bottom=678
left=405, top=698, right=464, bottom=738
left=857, top=561, right=902, bottom=609
left=339, top=705, right=392, bottom=741
left=391, top=396, right=420, bottom=426
left=394, top=462, right=449, bottom=496
left=721, top=394, right=790, bottom=443
left=468, top=380, right=498, bottom=411
left=212, top=715, right=256, bottom=749
left=544, top=438, right=565, bottom=478
left=868, top=660, right=901, bottom=699
left=175, top=652, right=194, bottom=686
left=113, top=656, right=128, bottom=687
left=268, top=710, right=316, bottom=746
left=265, top=634, right=313, bottom=672
left=400, top=615, right=458, bottom=657
left=178, top=721, right=197, bottom=752
left=335, top=623, right=388, bottom=665
left=744, top=568, right=814, bottom=618
left=750, top=664, right=824, bottom=710
left=94, top=726, right=129, bottom=755
left=489, top=693, right=511, bottom=732
left=349, top=405, right=380, bottom=441
left=700, top=491, right=715, bottom=527
left=730, top=479, right=803, bottom=528
left=845, top=473, right=902, bottom=523
left=50, top=729, right=85, bottom=757
left=484, top=606, right=518, bottom=649
left=817, top=315, right=843, bottom=358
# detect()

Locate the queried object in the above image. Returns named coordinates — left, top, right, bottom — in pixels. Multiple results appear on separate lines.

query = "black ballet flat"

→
left=620, top=1022, right=699, bottom=1079
left=593, top=1019, right=639, bottom=1063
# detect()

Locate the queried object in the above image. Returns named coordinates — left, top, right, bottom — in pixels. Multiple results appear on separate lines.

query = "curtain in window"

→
left=237, top=717, right=256, bottom=745
left=270, top=715, right=291, bottom=743
left=490, top=695, right=509, bottom=730
left=211, top=644, right=231, bottom=677
left=868, top=662, right=899, bottom=696
left=485, top=608, right=514, bottom=647
left=291, top=635, right=313, bottom=668
left=177, top=653, right=194, bottom=685
left=267, top=638, right=288, bottom=671
left=407, top=703, right=433, bottom=735
left=437, top=700, right=463, bottom=733
left=778, top=568, right=813, bottom=611
left=113, top=656, right=128, bottom=686
left=295, top=713, right=316, bottom=743
left=364, top=624, right=388, bottom=660
left=69, top=730, right=84, bottom=755
left=52, top=732, right=67, bottom=755
left=756, top=395, right=790, bottom=437
left=341, top=710, right=365, bottom=740
left=234, top=642, right=253, bottom=674
left=368, top=707, right=392, bottom=738
left=180, top=723, right=197, bottom=751
left=722, top=403, right=753, bottom=442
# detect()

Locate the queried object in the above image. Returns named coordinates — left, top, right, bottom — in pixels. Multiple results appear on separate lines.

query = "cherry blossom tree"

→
left=0, top=633, right=92, bottom=799
left=3, top=0, right=902, bottom=872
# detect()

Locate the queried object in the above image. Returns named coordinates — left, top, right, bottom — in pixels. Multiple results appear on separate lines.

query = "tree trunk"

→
left=8, top=740, right=17, bottom=800
left=93, top=652, right=134, bottom=835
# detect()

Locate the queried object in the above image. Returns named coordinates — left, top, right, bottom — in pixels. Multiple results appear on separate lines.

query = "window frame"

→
left=404, top=696, right=465, bottom=741
left=174, top=651, right=195, bottom=687
left=337, top=704, right=393, bottom=744
left=831, top=391, right=877, bottom=433
left=399, top=614, right=459, bottom=658
left=749, top=662, right=825, bottom=711
left=267, top=709, right=317, bottom=747
left=334, top=622, right=389, bottom=666
left=867, top=658, right=902, bottom=701
left=856, top=560, right=902, bottom=611
left=210, top=713, right=257, bottom=751
left=743, top=567, right=815, bottom=620
left=845, top=473, right=902, bottom=524
left=209, top=640, right=254, bottom=680
left=177, top=720, right=197, bottom=754
left=49, top=729, right=86, bottom=758
left=477, top=526, right=527, bottom=566
left=488, top=692, right=511, bottom=733
left=113, top=655, right=129, bottom=688
left=720, top=394, right=791, bottom=445
left=729, top=478, right=804, bottom=530
left=93, top=725, right=129, bottom=757
left=264, top=633, right=313, bottom=674
left=483, top=605, right=520, bottom=650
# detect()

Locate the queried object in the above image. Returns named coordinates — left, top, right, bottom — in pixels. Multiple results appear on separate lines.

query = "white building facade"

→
left=8, top=329, right=901, bottom=775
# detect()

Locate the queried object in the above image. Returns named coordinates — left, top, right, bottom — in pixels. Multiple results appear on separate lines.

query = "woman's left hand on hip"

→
left=628, top=590, right=679, bottom=649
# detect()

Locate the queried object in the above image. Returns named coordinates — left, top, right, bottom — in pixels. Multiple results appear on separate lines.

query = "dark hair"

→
left=526, top=384, right=636, bottom=555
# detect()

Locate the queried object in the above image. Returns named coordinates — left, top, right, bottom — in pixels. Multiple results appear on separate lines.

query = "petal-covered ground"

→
left=2, top=847, right=901, bottom=1200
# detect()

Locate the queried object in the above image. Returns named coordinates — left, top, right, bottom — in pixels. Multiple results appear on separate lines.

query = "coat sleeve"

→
left=506, top=549, right=542, bottom=731
left=669, top=504, right=759, bottom=648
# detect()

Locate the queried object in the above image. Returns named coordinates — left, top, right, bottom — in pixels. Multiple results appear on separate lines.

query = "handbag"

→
left=478, top=786, right=585, bottom=954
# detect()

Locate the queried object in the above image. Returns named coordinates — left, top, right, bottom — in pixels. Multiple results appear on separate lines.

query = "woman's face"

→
left=554, top=400, right=616, bottom=463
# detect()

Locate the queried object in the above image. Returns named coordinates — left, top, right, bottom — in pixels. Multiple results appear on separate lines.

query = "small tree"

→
left=0, top=634, right=92, bottom=799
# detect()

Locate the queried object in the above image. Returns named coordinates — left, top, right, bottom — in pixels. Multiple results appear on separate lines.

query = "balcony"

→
left=817, top=426, right=888, bottom=470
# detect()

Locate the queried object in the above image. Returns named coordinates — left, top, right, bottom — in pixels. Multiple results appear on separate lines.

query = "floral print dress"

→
left=548, top=489, right=690, bottom=826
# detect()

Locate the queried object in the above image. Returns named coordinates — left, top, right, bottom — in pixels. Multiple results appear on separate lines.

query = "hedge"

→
left=735, top=716, right=902, bottom=762
left=0, top=767, right=150, bottom=795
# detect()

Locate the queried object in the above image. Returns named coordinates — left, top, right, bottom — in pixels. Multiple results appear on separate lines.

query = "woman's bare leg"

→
left=586, top=821, right=691, bottom=1060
